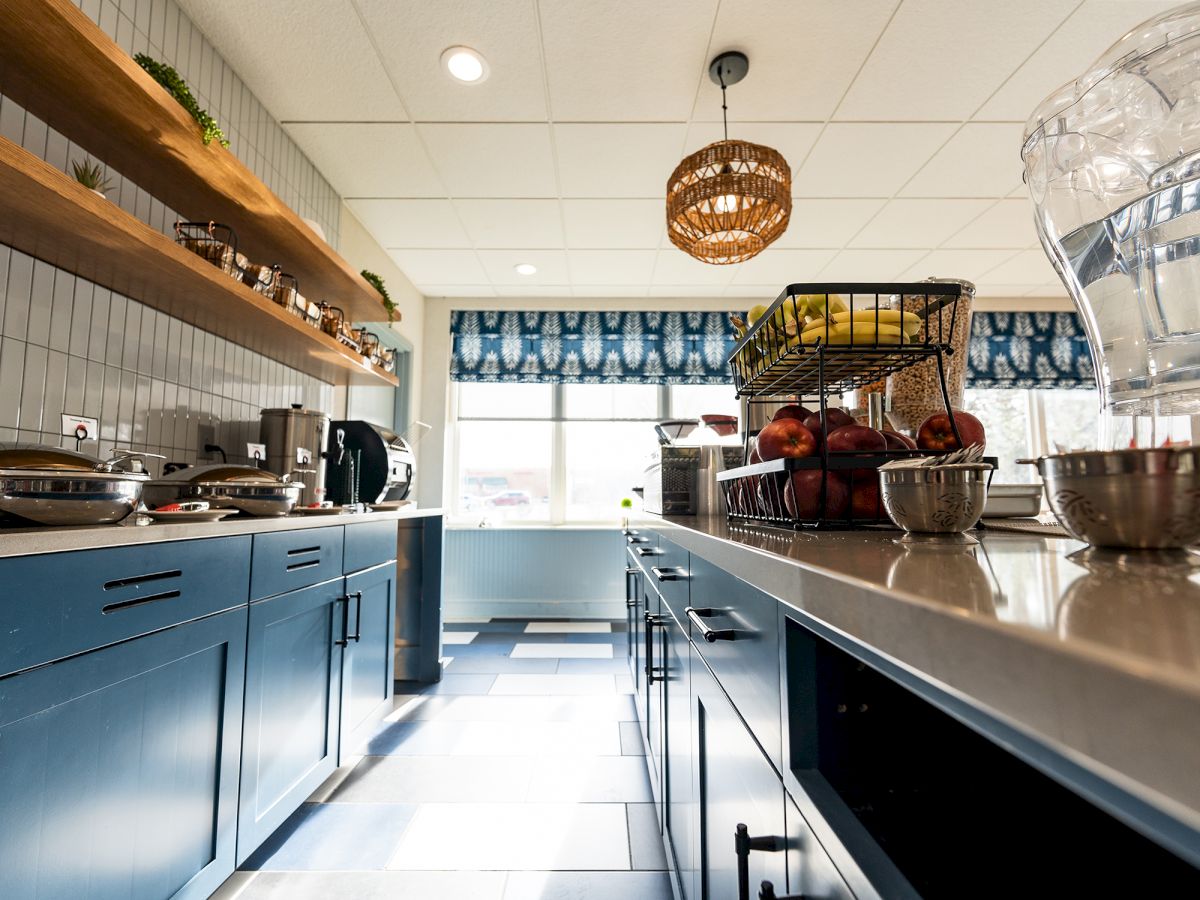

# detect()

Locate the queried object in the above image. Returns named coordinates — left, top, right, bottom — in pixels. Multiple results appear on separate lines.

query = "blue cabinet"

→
left=339, top=561, right=396, bottom=759
left=237, top=578, right=345, bottom=863
left=0, top=605, right=248, bottom=900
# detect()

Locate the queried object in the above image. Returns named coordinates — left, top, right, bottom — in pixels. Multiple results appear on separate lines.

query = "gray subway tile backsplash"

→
left=0, top=0, right=341, bottom=472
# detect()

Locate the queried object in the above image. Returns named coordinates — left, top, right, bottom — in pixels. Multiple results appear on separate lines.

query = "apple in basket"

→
left=883, top=429, right=917, bottom=450
left=785, top=469, right=849, bottom=519
left=802, top=408, right=857, bottom=448
left=916, top=410, right=986, bottom=452
left=848, top=476, right=883, bottom=520
left=772, top=404, right=812, bottom=423
left=756, top=418, right=817, bottom=461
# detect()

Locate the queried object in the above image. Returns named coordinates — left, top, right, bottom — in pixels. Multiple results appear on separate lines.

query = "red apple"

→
left=772, top=404, right=812, bottom=423
left=784, top=470, right=849, bottom=520
left=749, top=445, right=762, bottom=464
left=849, top=478, right=882, bottom=520
left=757, top=474, right=789, bottom=517
left=826, top=424, right=887, bottom=453
left=883, top=429, right=917, bottom=451
left=801, top=408, right=857, bottom=448
left=916, top=410, right=986, bottom=452
left=756, top=418, right=817, bottom=461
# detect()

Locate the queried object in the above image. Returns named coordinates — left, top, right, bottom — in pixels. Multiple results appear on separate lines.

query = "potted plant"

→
left=71, top=159, right=112, bottom=198
left=361, top=269, right=397, bottom=322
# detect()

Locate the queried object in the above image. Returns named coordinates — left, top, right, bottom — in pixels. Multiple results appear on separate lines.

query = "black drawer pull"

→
left=644, top=612, right=666, bottom=684
left=286, top=545, right=321, bottom=557
left=285, top=559, right=321, bottom=572
left=735, top=824, right=785, bottom=900
left=651, top=565, right=688, bottom=582
left=102, top=590, right=181, bottom=614
left=348, top=591, right=363, bottom=642
left=635, top=545, right=661, bottom=557
left=627, top=535, right=650, bottom=544
left=758, top=880, right=804, bottom=900
left=686, top=606, right=736, bottom=642
left=622, top=529, right=639, bottom=536
left=335, top=594, right=350, bottom=647
left=103, top=569, right=181, bottom=590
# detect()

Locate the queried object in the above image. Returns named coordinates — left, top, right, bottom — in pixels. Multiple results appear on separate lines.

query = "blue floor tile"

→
left=240, top=802, right=416, bottom=871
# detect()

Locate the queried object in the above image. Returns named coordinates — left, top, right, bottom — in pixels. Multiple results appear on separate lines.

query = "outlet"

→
left=197, top=423, right=216, bottom=450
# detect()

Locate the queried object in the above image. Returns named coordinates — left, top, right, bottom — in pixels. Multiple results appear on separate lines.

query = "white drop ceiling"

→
left=177, top=0, right=1178, bottom=300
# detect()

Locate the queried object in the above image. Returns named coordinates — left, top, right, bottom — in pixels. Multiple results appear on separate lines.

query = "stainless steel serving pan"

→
left=143, top=464, right=303, bottom=517
left=0, top=446, right=151, bottom=525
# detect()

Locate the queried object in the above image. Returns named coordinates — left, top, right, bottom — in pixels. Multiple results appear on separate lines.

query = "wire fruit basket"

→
left=719, top=282, right=974, bottom=530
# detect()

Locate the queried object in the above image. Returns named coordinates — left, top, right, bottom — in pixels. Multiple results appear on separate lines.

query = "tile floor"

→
left=212, top=619, right=672, bottom=900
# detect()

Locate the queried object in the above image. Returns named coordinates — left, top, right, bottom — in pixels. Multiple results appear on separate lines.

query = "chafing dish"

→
left=142, top=464, right=303, bottom=517
left=0, top=445, right=152, bottom=525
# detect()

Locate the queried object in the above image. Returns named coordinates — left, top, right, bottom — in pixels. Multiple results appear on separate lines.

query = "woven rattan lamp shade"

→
left=666, top=139, right=792, bottom=265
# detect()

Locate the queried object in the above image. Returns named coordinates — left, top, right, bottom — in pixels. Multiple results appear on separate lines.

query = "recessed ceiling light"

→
left=441, top=46, right=488, bottom=83
left=514, top=263, right=538, bottom=276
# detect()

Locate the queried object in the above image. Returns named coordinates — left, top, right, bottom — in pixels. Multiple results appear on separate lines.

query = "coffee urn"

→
left=259, top=405, right=329, bottom=505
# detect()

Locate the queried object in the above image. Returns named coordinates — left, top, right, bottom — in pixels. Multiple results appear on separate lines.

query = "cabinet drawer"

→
left=251, top=526, right=344, bottom=600
left=647, top=535, right=689, bottom=619
left=783, top=795, right=854, bottom=900
left=687, top=554, right=782, bottom=772
left=0, top=536, right=251, bottom=677
left=343, top=520, right=397, bottom=573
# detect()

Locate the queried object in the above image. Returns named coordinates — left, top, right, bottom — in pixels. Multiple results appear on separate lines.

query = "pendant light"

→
left=666, top=52, right=792, bottom=265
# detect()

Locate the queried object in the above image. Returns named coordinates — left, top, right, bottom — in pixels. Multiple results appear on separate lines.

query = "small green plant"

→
left=361, top=269, right=397, bottom=322
left=134, top=53, right=229, bottom=147
left=620, top=498, right=634, bottom=509
left=71, top=158, right=112, bottom=194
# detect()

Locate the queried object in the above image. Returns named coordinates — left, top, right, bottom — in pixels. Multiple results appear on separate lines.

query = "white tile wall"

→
left=0, top=0, right=341, bottom=472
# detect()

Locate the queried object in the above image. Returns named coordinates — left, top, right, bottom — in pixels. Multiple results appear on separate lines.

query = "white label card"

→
left=61, top=414, right=99, bottom=440
left=296, top=447, right=312, bottom=465
left=247, top=443, right=266, bottom=461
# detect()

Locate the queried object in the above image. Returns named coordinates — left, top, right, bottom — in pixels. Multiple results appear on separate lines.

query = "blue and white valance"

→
left=450, top=310, right=737, bottom=384
left=966, top=311, right=1094, bottom=389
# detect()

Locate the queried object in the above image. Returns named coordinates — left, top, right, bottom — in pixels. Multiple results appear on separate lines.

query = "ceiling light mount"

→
left=708, top=51, right=749, bottom=89
left=441, top=46, right=489, bottom=84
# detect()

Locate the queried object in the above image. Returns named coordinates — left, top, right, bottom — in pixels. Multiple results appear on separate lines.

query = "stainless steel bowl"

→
left=143, top=464, right=303, bottom=517
left=1031, top=447, right=1200, bottom=549
left=0, top=445, right=151, bottom=525
left=879, top=463, right=992, bottom=533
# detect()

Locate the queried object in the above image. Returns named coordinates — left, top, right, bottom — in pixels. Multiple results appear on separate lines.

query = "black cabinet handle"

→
left=735, top=824, right=785, bottom=900
left=686, top=606, right=737, bottom=642
left=622, top=529, right=639, bottom=536
left=644, top=612, right=666, bottom=684
left=651, top=565, right=689, bottom=582
left=759, top=880, right=805, bottom=900
left=349, top=590, right=363, bottom=642
left=635, top=545, right=661, bottom=557
left=335, top=594, right=350, bottom=647
left=627, top=535, right=650, bottom=544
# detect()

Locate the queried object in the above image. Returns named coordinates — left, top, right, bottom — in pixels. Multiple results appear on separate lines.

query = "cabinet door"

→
left=693, top=646, right=787, bottom=900
left=625, top=557, right=642, bottom=680
left=645, top=584, right=665, bottom=789
left=0, top=607, right=247, bottom=900
left=340, top=562, right=396, bottom=759
left=663, top=606, right=695, bottom=900
left=238, top=579, right=344, bottom=863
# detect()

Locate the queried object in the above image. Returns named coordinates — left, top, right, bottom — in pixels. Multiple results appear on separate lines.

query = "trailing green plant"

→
left=134, top=53, right=229, bottom=147
left=71, top=158, right=112, bottom=194
left=361, top=269, right=397, bottom=322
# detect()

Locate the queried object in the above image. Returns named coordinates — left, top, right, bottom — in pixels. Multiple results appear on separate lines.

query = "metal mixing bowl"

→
left=879, top=463, right=992, bottom=533
left=1031, top=447, right=1200, bottom=549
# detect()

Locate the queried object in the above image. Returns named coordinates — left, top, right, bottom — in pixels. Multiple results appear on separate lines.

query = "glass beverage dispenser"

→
left=1022, top=3, right=1200, bottom=447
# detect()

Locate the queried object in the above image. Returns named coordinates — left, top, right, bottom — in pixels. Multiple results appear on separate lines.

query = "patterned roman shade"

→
left=966, top=311, right=1094, bottom=389
left=450, top=310, right=737, bottom=384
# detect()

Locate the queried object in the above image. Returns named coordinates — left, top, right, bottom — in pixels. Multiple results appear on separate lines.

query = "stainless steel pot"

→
left=0, top=446, right=151, bottom=525
left=143, top=464, right=303, bottom=517
left=1028, top=447, right=1200, bottom=548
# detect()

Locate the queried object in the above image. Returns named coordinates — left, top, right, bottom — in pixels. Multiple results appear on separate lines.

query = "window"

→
left=452, top=382, right=738, bottom=523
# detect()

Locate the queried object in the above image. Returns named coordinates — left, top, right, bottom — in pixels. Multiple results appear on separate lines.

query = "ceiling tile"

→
left=942, top=199, right=1039, bottom=249
left=540, top=0, right=719, bottom=120
left=175, top=0, right=406, bottom=120
left=681, top=123, right=823, bottom=174
left=974, top=283, right=1044, bottom=298
left=900, top=123, right=1027, bottom=198
left=817, top=249, right=928, bottom=282
left=694, top=1, right=899, bottom=121
left=568, top=250, right=657, bottom=285
left=562, top=199, right=665, bottom=249
left=849, top=199, right=992, bottom=249
left=774, top=199, right=887, bottom=248
left=652, top=251, right=738, bottom=287
left=285, top=123, right=445, bottom=198
left=494, top=285, right=573, bottom=297
left=728, top=249, right=839, bottom=286
left=571, top=286, right=650, bottom=297
left=454, top=200, right=564, bottom=248
left=354, top=0, right=548, bottom=121
left=981, top=249, right=1062, bottom=284
left=1023, top=284, right=1070, bottom=297
left=476, top=250, right=570, bottom=285
left=836, top=0, right=1077, bottom=120
left=387, top=249, right=488, bottom=284
left=898, top=249, right=1021, bottom=283
left=793, top=124, right=957, bottom=197
left=346, top=199, right=469, bottom=248
left=976, top=0, right=1181, bottom=121
left=419, top=285, right=497, bottom=297
left=555, top=124, right=688, bottom=197
left=418, top=124, right=557, bottom=197
left=649, top=286, right=731, bottom=298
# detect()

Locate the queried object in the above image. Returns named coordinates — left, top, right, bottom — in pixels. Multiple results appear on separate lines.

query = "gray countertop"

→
left=653, top=515, right=1200, bottom=849
left=0, top=507, right=443, bottom=557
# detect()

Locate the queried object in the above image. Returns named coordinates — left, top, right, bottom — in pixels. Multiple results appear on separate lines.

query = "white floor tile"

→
left=442, top=632, right=478, bottom=644
left=209, top=871, right=258, bottom=900
left=511, top=642, right=614, bottom=659
left=524, top=621, right=613, bottom=633
left=490, top=674, right=617, bottom=696
left=387, top=803, right=630, bottom=871
left=389, top=695, right=638, bottom=722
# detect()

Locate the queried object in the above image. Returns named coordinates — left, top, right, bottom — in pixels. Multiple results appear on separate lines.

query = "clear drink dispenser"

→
left=1022, top=2, right=1200, bottom=446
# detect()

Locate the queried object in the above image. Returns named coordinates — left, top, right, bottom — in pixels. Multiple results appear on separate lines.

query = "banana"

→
left=829, top=309, right=923, bottom=333
left=795, top=293, right=849, bottom=319
left=800, top=321, right=904, bottom=345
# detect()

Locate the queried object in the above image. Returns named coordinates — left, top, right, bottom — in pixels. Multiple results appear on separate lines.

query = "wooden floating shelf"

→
left=0, top=136, right=398, bottom=388
left=0, top=0, right=392, bottom=326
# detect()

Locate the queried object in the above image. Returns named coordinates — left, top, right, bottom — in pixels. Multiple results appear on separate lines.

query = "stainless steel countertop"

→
left=653, top=515, right=1200, bottom=845
left=0, top=507, right=443, bottom=558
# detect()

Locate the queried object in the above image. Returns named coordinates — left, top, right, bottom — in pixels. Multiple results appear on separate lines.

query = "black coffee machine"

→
left=325, top=420, right=415, bottom=505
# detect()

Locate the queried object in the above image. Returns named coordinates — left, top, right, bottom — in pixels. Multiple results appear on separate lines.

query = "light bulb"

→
left=514, top=263, right=538, bottom=276
left=441, top=46, right=488, bottom=83
left=714, top=194, right=739, bottom=213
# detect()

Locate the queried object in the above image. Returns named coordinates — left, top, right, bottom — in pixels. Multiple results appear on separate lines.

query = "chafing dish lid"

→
left=159, top=463, right=287, bottom=484
left=0, top=444, right=107, bottom=471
